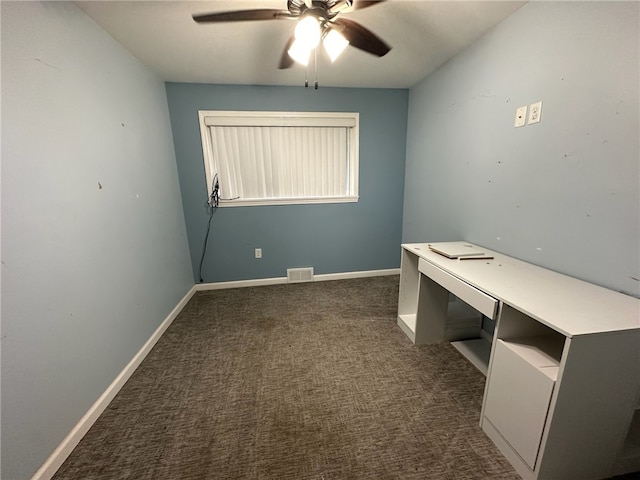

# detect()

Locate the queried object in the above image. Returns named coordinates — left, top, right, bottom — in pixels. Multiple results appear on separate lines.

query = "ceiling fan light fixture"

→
left=323, top=29, right=349, bottom=62
left=294, top=16, right=321, bottom=50
left=288, top=38, right=312, bottom=66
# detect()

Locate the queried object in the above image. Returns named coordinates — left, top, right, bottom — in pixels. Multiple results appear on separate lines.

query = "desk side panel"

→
left=398, top=247, right=420, bottom=318
left=414, top=274, right=449, bottom=344
left=537, top=329, right=640, bottom=479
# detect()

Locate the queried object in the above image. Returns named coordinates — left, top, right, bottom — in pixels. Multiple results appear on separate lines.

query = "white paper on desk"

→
left=428, top=242, right=485, bottom=259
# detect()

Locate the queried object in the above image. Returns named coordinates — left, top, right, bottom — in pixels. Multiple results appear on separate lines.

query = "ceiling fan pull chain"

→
left=314, top=47, right=319, bottom=90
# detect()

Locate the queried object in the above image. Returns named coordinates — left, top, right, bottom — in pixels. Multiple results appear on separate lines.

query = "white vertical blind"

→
left=208, top=124, right=351, bottom=202
left=198, top=111, right=359, bottom=206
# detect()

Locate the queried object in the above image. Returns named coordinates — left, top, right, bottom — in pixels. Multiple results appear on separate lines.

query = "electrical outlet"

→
left=528, top=101, right=542, bottom=124
left=514, top=105, right=527, bottom=128
left=255, top=248, right=262, bottom=259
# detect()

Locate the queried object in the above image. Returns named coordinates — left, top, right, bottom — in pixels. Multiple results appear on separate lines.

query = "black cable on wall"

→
left=198, top=174, right=219, bottom=283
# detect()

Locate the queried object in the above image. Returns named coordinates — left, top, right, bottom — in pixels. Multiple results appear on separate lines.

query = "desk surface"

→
left=403, top=242, right=640, bottom=337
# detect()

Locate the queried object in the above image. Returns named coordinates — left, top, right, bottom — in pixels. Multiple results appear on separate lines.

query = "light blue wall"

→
left=403, top=1, right=639, bottom=296
left=1, top=2, right=194, bottom=478
left=166, top=84, right=408, bottom=283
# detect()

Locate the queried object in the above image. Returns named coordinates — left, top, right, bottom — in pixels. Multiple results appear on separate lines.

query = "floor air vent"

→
left=287, top=267, right=314, bottom=283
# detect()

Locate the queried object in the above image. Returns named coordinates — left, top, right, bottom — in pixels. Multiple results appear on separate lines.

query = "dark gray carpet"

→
left=53, top=276, right=522, bottom=479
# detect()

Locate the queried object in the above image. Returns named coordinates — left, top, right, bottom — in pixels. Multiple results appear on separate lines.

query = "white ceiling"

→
left=76, top=0, right=526, bottom=89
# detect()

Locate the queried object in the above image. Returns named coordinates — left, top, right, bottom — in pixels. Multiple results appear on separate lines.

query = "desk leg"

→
left=415, top=273, right=449, bottom=344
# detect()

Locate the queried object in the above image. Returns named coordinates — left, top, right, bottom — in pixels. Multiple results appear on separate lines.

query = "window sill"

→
left=219, top=196, right=359, bottom=207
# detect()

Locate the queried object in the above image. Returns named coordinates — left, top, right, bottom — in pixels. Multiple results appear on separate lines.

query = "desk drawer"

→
left=419, top=258, right=498, bottom=319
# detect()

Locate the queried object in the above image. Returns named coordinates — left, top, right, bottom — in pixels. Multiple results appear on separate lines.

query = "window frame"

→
left=198, top=110, right=359, bottom=207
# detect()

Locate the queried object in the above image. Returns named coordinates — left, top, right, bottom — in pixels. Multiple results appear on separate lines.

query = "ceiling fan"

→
left=192, top=0, right=391, bottom=71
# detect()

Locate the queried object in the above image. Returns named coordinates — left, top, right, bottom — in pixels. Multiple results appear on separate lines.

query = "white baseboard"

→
left=195, top=268, right=400, bottom=291
left=195, top=276, right=288, bottom=291
left=34, top=267, right=399, bottom=479
left=32, top=285, right=197, bottom=480
left=315, top=268, right=400, bottom=282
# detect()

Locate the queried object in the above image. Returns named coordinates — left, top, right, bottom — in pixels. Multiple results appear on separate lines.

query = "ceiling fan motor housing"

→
left=287, top=0, right=354, bottom=19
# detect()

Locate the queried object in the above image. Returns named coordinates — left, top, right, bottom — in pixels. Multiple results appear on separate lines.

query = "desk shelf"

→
left=451, top=337, right=491, bottom=376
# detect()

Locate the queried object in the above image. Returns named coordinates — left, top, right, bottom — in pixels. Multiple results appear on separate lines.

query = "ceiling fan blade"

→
left=331, top=18, right=391, bottom=57
left=193, top=9, right=292, bottom=23
left=353, top=0, right=387, bottom=10
left=278, top=36, right=296, bottom=69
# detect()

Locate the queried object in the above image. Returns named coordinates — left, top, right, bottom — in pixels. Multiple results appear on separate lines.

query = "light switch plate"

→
left=515, top=105, right=527, bottom=128
left=528, top=101, right=542, bottom=124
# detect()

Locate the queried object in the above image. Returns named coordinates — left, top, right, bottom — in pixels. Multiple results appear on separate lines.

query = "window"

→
left=198, top=111, right=359, bottom=206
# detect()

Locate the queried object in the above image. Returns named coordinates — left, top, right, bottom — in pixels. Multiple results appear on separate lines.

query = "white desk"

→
left=397, top=242, right=640, bottom=480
